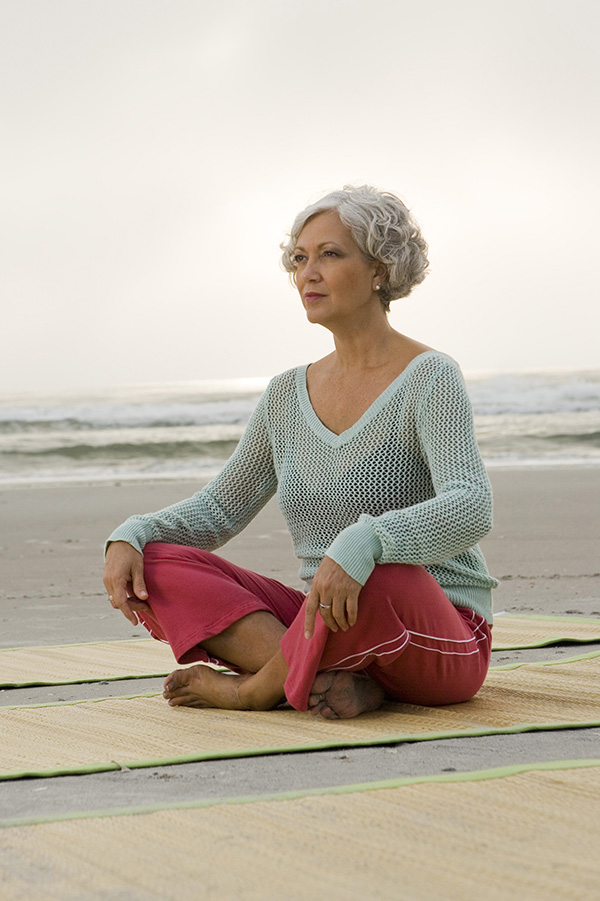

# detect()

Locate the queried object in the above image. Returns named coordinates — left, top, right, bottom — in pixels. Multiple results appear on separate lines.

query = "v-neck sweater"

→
left=107, top=351, right=498, bottom=622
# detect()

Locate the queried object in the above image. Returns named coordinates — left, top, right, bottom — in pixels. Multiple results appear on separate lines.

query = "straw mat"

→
left=2, top=615, right=599, bottom=689
left=492, top=613, right=600, bottom=651
left=1, top=761, right=599, bottom=900
left=1, top=653, right=599, bottom=781
left=0, top=639, right=178, bottom=688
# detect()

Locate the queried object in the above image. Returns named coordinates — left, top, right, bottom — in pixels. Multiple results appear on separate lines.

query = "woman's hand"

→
left=304, top=556, right=362, bottom=639
left=103, top=541, right=151, bottom=626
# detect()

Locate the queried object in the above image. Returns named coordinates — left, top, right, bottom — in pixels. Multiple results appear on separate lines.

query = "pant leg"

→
left=138, top=542, right=305, bottom=670
left=281, top=563, right=492, bottom=711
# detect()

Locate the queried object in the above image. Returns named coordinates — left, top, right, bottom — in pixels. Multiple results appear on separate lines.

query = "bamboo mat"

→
left=1, top=652, right=599, bottom=781
left=1, top=760, right=598, bottom=900
left=492, top=613, right=600, bottom=651
left=2, top=615, right=599, bottom=689
left=0, top=638, right=179, bottom=688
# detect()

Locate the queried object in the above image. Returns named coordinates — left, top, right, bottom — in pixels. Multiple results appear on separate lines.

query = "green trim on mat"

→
left=493, top=613, right=600, bottom=651
left=1, top=690, right=160, bottom=710
left=2, top=758, right=599, bottom=829
left=490, top=648, right=600, bottom=670
left=0, top=637, right=169, bottom=690
left=1, top=720, right=599, bottom=783
left=495, top=613, right=600, bottom=624
left=494, top=639, right=600, bottom=652
left=1, top=667, right=228, bottom=690
left=0, top=673, right=170, bottom=689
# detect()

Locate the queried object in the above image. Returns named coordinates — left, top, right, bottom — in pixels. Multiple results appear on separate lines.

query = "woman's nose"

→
left=302, top=256, right=321, bottom=281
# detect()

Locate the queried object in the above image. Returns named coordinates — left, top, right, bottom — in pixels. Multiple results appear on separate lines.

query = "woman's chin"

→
left=304, top=304, right=331, bottom=326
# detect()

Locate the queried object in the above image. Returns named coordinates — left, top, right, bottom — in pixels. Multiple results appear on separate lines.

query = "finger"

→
left=118, top=596, right=139, bottom=626
left=331, top=597, right=350, bottom=631
left=103, top=567, right=128, bottom=608
left=131, top=561, right=148, bottom=601
left=346, top=593, right=359, bottom=628
left=121, top=585, right=151, bottom=623
left=113, top=598, right=138, bottom=627
left=122, top=602, right=140, bottom=626
left=105, top=580, right=139, bottom=626
left=311, top=585, right=339, bottom=632
left=127, top=597, right=151, bottom=613
left=304, top=591, right=321, bottom=639
left=317, top=600, right=339, bottom=633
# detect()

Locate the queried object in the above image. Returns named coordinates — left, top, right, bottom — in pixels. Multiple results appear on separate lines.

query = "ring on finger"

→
left=319, top=603, right=332, bottom=609
left=107, top=595, right=114, bottom=602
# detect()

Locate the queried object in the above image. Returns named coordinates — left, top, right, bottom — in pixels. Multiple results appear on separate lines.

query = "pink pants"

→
left=139, top=542, right=491, bottom=711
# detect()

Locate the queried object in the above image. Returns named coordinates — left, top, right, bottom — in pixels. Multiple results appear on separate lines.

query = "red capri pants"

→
left=139, top=542, right=491, bottom=711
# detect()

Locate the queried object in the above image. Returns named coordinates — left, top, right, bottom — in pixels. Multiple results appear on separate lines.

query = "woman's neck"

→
left=328, top=319, right=404, bottom=372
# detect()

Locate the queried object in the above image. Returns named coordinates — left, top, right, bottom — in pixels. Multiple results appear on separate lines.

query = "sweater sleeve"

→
left=105, top=388, right=277, bottom=555
left=326, top=360, right=493, bottom=584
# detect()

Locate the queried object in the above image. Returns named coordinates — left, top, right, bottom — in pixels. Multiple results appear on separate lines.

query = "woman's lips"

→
left=304, top=292, right=324, bottom=302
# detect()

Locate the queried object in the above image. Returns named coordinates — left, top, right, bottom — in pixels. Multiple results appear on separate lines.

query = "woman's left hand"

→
left=304, top=556, right=362, bottom=639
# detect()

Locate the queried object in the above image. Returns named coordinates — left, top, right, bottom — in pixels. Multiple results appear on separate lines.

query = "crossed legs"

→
left=140, top=543, right=384, bottom=718
left=163, top=611, right=289, bottom=711
left=162, top=609, right=383, bottom=718
left=141, top=544, right=490, bottom=720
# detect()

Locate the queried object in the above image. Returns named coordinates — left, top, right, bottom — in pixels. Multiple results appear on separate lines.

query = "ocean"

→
left=1, top=370, right=599, bottom=487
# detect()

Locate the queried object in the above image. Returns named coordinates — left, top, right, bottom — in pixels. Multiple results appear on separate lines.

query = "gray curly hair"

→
left=280, top=185, right=429, bottom=311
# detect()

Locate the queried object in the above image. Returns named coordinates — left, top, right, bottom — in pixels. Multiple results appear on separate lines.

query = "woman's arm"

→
left=105, top=388, right=277, bottom=555
left=103, top=389, right=277, bottom=621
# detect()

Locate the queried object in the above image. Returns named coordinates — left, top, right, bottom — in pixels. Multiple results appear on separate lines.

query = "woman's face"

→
left=293, top=211, right=382, bottom=328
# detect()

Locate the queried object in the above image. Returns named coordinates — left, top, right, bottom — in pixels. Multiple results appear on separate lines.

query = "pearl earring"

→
left=375, top=285, right=381, bottom=292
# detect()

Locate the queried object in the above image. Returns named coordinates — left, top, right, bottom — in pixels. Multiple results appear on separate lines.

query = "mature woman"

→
left=103, top=185, right=498, bottom=720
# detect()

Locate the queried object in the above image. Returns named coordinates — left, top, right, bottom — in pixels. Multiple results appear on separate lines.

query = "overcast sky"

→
left=2, top=0, right=598, bottom=393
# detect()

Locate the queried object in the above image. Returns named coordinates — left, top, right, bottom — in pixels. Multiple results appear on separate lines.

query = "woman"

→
left=103, top=185, right=498, bottom=720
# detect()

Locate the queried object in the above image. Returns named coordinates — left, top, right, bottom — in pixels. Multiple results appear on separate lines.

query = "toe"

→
left=163, top=669, right=183, bottom=692
left=311, top=673, right=334, bottom=694
left=319, top=704, right=339, bottom=720
left=163, top=667, right=197, bottom=700
left=308, top=700, right=327, bottom=717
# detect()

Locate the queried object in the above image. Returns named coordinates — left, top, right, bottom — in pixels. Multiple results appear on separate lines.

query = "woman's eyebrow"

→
left=295, top=241, right=344, bottom=252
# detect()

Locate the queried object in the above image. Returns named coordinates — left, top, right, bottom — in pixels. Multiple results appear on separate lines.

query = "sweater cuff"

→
left=104, top=517, right=154, bottom=557
left=326, top=520, right=383, bottom=586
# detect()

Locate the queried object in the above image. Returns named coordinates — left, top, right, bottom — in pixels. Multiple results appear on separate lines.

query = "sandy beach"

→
left=1, top=466, right=599, bottom=821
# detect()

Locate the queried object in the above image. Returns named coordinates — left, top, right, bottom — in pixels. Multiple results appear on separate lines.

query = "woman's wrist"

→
left=326, top=519, right=383, bottom=585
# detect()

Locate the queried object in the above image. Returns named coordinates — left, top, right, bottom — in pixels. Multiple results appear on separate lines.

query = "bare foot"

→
left=163, top=665, right=247, bottom=709
left=307, top=671, right=385, bottom=719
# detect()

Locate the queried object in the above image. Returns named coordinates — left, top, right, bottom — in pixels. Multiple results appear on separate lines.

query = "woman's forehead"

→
left=296, top=210, right=354, bottom=248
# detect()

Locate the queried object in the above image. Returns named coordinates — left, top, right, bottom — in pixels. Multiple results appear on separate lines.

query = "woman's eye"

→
left=293, top=254, right=306, bottom=264
left=323, top=250, right=337, bottom=258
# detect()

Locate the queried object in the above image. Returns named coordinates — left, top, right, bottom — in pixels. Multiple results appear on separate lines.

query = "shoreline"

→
left=1, top=459, right=599, bottom=493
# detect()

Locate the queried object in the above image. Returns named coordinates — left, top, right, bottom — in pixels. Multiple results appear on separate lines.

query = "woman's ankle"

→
left=237, top=652, right=289, bottom=710
left=237, top=674, right=284, bottom=711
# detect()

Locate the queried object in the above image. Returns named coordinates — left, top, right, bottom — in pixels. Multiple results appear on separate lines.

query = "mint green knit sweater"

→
left=107, top=352, right=498, bottom=622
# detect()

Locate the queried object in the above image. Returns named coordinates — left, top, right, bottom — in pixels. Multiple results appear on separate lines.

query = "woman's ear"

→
left=372, top=264, right=386, bottom=291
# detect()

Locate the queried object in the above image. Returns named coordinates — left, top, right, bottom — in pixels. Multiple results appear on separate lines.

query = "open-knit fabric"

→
left=108, top=351, right=498, bottom=622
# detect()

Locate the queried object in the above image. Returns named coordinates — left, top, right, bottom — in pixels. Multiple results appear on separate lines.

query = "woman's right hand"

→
left=103, top=541, right=151, bottom=626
